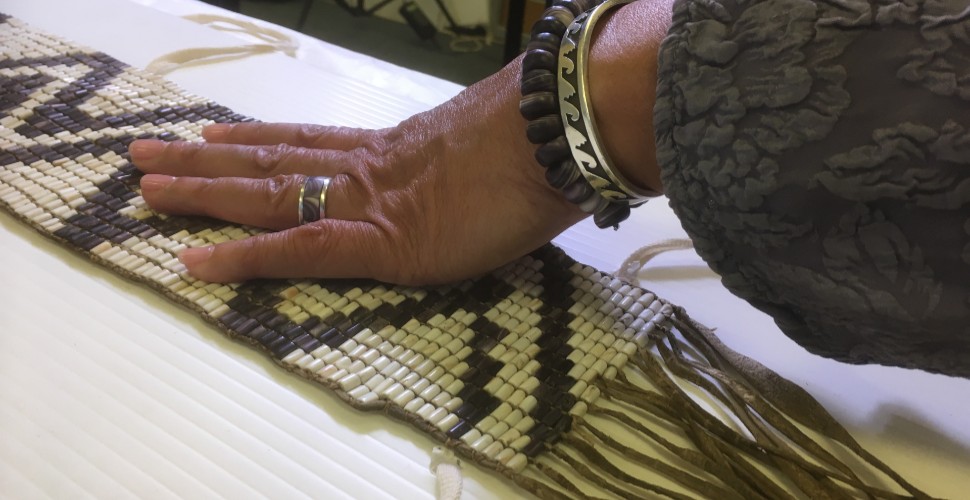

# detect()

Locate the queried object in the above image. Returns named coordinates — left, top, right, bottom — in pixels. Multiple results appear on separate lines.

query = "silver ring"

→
left=297, top=176, right=331, bottom=225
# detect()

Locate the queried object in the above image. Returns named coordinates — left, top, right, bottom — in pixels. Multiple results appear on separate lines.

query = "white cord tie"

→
left=145, top=14, right=298, bottom=75
left=615, top=238, right=695, bottom=282
left=430, top=446, right=462, bottom=500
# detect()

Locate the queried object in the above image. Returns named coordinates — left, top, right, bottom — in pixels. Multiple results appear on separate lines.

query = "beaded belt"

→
left=0, top=13, right=927, bottom=498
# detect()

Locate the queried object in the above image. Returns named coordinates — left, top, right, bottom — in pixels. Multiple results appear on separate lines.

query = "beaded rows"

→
left=519, top=0, right=632, bottom=229
left=0, top=14, right=674, bottom=473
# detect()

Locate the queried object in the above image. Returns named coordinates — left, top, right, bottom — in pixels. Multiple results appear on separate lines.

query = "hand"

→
left=129, top=63, right=585, bottom=285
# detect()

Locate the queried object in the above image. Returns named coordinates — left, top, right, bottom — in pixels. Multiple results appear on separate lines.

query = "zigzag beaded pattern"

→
left=0, top=14, right=674, bottom=473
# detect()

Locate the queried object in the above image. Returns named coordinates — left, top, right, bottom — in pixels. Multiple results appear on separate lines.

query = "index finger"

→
left=203, top=122, right=370, bottom=151
left=178, top=220, right=390, bottom=283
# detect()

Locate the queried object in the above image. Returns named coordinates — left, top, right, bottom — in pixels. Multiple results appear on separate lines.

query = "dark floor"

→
left=239, top=0, right=507, bottom=86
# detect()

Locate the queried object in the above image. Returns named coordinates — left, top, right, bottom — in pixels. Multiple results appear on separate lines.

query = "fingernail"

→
left=179, top=246, right=214, bottom=268
left=129, top=139, right=164, bottom=160
left=140, top=174, right=175, bottom=194
left=203, top=123, right=231, bottom=142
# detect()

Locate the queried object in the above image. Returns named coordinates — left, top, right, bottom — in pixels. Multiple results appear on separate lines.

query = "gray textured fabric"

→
left=654, top=0, right=970, bottom=378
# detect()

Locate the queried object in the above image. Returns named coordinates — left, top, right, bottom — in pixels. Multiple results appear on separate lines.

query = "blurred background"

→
left=203, top=0, right=551, bottom=85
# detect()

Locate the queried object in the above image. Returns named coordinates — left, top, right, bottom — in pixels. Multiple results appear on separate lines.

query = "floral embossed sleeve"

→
left=655, top=0, right=970, bottom=378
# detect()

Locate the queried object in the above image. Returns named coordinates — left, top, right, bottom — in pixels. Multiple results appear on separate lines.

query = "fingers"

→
left=202, top=122, right=369, bottom=151
left=178, top=221, right=387, bottom=283
left=140, top=173, right=360, bottom=229
left=130, top=139, right=346, bottom=179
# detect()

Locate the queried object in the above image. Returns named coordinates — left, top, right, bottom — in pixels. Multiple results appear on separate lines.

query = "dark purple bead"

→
left=554, top=0, right=588, bottom=17
left=521, top=69, right=557, bottom=94
left=578, top=191, right=608, bottom=214
left=527, top=32, right=561, bottom=55
left=543, top=5, right=575, bottom=26
left=523, top=48, right=557, bottom=73
left=519, top=91, right=557, bottom=120
left=535, top=135, right=571, bottom=167
left=526, top=115, right=564, bottom=144
left=531, top=15, right=568, bottom=38
left=521, top=438, right=547, bottom=457
left=562, top=177, right=594, bottom=204
left=594, top=202, right=631, bottom=229
left=545, top=158, right=581, bottom=188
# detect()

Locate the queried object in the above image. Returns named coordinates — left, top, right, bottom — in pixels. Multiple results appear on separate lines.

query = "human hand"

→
left=129, top=64, right=585, bottom=285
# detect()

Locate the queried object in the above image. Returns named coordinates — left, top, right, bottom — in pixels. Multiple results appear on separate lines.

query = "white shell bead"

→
left=365, top=373, right=386, bottom=390
left=281, top=349, right=305, bottom=364
left=509, top=435, right=531, bottom=450
left=400, top=372, right=420, bottom=388
left=508, top=390, right=526, bottom=406
left=334, top=356, right=352, bottom=371
left=493, top=383, right=514, bottom=401
left=346, top=385, right=369, bottom=400
left=442, top=398, right=461, bottom=412
left=520, top=395, right=538, bottom=413
left=431, top=391, right=452, bottom=407
left=436, top=413, right=459, bottom=432
left=482, top=418, right=507, bottom=439
left=460, top=429, right=482, bottom=446
left=392, top=389, right=416, bottom=407
left=380, top=361, right=402, bottom=377
left=470, top=434, right=494, bottom=453
left=316, top=365, right=339, bottom=379
left=403, top=397, right=424, bottom=413
left=372, top=377, right=395, bottom=395
left=482, top=441, right=505, bottom=459
left=569, top=380, right=588, bottom=398
left=321, top=350, right=343, bottom=365
left=569, top=401, right=588, bottom=418
left=418, top=384, right=441, bottom=401
left=494, top=448, right=516, bottom=465
left=355, top=366, right=377, bottom=384
left=381, top=382, right=405, bottom=399
left=427, top=407, right=449, bottom=425
left=507, top=453, right=528, bottom=472
left=410, top=378, right=430, bottom=394
left=498, top=427, right=521, bottom=446
left=474, top=416, right=498, bottom=433
left=304, top=359, right=325, bottom=373
left=416, top=403, right=436, bottom=420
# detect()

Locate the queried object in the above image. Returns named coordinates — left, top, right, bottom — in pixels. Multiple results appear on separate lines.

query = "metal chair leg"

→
left=503, top=0, right=526, bottom=64
left=297, top=0, right=314, bottom=31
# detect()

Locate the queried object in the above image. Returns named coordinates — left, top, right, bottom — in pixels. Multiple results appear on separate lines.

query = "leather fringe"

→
left=515, top=307, right=931, bottom=499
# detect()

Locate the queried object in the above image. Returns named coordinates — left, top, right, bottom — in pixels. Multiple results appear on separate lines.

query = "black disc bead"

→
left=526, top=32, right=561, bottom=55
left=578, top=191, right=609, bottom=214
left=523, top=48, right=557, bottom=73
left=531, top=15, right=569, bottom=38
left=526, top=115, right=564, bottom=144
left=535, top=135, right=571, bottom=167
left=520, top=92, right=557, bottom=120
left=554, top=0, right=589, bottom=17
left=521, top=68, right=557, bottom=94
left=544, top=5, right=576, bottom=26
left=545, top=158, right=582, bottom=188
left=562, top=177, right=595, bottom=204
left=594, top=202, right=631, bottom=229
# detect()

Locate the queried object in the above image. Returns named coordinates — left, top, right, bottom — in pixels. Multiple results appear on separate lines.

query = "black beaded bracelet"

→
left=519, top=0, right=651, bottom=229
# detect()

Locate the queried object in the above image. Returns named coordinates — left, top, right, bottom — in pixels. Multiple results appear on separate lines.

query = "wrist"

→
left=587, top=1, right=672, bottom=194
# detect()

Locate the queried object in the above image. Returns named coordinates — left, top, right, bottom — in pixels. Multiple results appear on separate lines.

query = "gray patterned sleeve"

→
left=653, top=0, right=970, bottom=378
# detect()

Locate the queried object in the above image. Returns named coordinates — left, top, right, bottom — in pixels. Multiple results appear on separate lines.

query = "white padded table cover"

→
left=0, top=0, right=968, bottom=498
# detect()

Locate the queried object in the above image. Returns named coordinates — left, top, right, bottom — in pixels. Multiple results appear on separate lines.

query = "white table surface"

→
left=0, top=0, right=968, bottom=498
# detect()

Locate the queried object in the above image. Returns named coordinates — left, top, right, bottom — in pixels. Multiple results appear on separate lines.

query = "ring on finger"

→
left=298, top=175, right=331, bottom=225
